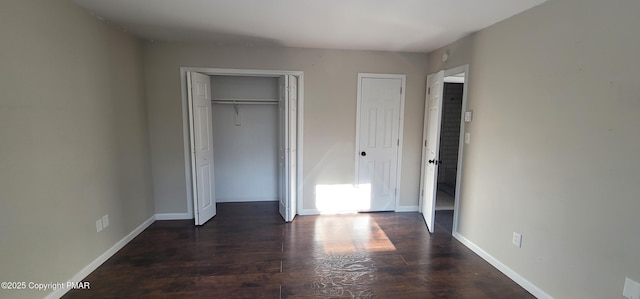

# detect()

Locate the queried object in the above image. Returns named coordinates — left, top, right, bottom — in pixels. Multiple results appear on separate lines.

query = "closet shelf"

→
left=212, top=98, right=278, bottom=105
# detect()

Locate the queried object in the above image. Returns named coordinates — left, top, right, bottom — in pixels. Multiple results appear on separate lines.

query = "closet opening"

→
left=211, top=76, right=280, bottom=204
left=181, top=68, right=303, bottom=225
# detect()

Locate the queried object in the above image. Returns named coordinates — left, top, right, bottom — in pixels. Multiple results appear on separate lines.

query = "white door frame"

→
left=418, top=64, right=469, bottom=234
left=449, top=64, right=469, bottom=234
left=179, top=67, right=304, bottom=221
left=355, top=73, right=406, bottom=211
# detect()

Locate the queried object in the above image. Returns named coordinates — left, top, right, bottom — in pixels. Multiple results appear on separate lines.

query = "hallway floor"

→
left=64, top=202, right=533, bottom=298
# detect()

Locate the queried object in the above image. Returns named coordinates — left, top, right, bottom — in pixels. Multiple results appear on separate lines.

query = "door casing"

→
left=419, top=64, right=469, bottom=234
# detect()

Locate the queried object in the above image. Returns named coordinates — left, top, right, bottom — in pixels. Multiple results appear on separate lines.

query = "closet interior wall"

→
left=210, top=75, right=280, bottom=203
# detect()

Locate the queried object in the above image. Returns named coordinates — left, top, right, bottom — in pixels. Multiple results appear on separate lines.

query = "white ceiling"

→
left=73, top=0, right=547, bottom=53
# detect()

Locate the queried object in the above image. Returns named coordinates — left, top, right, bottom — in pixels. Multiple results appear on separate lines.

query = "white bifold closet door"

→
left=279, top=75, right=297, bottom=222
left=187, top=72, right=217, bottom=226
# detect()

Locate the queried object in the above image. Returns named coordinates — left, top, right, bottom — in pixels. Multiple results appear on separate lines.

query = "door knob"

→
left=361, top=151, right=367, bottom=157
left=428, top=159, right=434, bottom=164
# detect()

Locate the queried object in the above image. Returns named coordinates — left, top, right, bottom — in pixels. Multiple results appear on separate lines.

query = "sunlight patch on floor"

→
left=313, top=215, right=396, bottom=254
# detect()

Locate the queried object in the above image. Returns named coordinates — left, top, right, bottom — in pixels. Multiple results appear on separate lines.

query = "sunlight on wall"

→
left=315, top=184, right=371, bottom=214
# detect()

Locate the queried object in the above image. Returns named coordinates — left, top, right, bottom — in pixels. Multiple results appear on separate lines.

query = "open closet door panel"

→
left=287, top=75, right=298, bottom=222
left=188, top=72, right=217, bottom=225
left=278, top=75, right=298, bottom=222
left=420, top=71, right=444, bottom=233
left=278, top=77, right=287, bottom=221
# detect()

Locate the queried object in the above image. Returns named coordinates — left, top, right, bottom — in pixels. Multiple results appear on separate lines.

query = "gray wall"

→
left=211, top=76, right=280, bottom=202
left=144, top=43, right=429, bottom=213
left=211, top=75, right=280, bottom=100
left=428, top=0, right=640, bottom=297
left=0, top=1, right=154, bottom=298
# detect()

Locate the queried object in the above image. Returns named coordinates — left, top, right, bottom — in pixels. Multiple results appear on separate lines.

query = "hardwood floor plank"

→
left=282, top=254, right=406, bottom=272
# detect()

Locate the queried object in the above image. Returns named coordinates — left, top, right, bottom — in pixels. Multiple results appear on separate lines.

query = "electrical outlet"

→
left=623, top=277, right=640, bottom=299
left=464, top=132, right=471, bottom=144
left=512, top=232, right=522, bottom=248
left=102, top=215, right=109, bottom=229
left=96, top=219, right=103, bottom=232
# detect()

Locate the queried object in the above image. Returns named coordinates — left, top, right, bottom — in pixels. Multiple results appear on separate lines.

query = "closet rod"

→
left=212, top=100, right=278, bottom=105
left=212, top=98, right=278, bottom=101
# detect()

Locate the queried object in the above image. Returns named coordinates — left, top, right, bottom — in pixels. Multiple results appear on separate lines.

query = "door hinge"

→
left=424, top=140, right=427, bottom=147
left=397, top=139, right=399, bottom=146
left=400, top=86, right=403, bottom=94
left=428, top=87, right=431, bottom=95
left=421, top=189, right=424, bottom=197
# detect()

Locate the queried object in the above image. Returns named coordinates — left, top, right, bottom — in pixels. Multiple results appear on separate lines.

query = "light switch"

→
left=102, top=214, right=109, bottom=228
left=464, top=111, right=473, bottom=122
left=623, top=278, right=640, bottom=299
left=512, top=232, right=522, bottom=248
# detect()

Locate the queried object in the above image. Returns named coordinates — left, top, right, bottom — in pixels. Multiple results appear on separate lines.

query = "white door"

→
left=279, top=75, right=297, bottom=222
left=356, top=75, right=404, bottom=211
left=188, top=72, right=216, bottom=225
left=287, top=75, right=298, bottom=222
left=420, top=71, right=444, bottom=233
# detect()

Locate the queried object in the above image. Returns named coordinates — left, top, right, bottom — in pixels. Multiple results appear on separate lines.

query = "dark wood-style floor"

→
left=64, top=202, right=533, bottom=298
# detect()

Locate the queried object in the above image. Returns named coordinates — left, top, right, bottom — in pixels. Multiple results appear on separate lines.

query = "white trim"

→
left=217, top=198, right=279, bottom=203
left=180, top=67, right=304, bottom=222
left=296, top=75, right=305, bottom=222
left=453, top=232, right=553, bottom=299
left=444, top=76, right=465, bottom=83
left=180, top=72, right=194, bottom=219
left=396, top=77, right=406, bottom=212
left=45, top=215, right=156, bottom=299
left=395, top=205, right=419, bottom=212
left=185, top=71, right=200, bottom=224
left=355, top=73, right=406, bottom=212
left=181, top=67, right=300, bottom=77
left=418, top=75, right=429, bottom=214
left=155, top=213, right=191, bottom=220
left=444, top=64, right=469, bottom=235
left=299, top=208, right=321, bottom=216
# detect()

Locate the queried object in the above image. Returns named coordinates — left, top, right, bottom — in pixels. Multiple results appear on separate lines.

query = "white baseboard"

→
left=452, top=232, right=553, bottom=299
left=155, top=212, right=191, bottom=220
left=298, top=207, right=421, bottom=215
left=395, top=205, right=419, bottom=212
left=298, top=208, right=320, bottom=216
left=45, top=215, right=156, bottom=299
left=217, top=197, right=279, bottom=203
